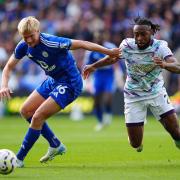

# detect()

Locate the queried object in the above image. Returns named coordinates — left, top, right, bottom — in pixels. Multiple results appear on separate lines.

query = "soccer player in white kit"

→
left=83, top=17, right=180, bottom=152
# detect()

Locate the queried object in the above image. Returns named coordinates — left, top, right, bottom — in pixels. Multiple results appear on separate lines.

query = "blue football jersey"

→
left=14, top=33, right=81, bottom=87
left=87, top=42, right=116, bottom=94
left=87, top=41, right=116, bottom=79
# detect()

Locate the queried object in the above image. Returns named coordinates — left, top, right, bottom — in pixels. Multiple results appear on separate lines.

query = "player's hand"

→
left=153, top=57, right=166, bottom=68
left=109, top=48, right=122, bottom=58
left=0, top=87, right=13, bottom=102
left=82, top=65, right=96, bottom=80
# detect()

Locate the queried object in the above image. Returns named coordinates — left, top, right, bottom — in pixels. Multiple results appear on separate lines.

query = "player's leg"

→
left=93, top=77, right=103, bottom=123
left=103, top=92, right=113, bottom=125
left=160, top=112, right=180, bottom=148
left=125, top=100, right=147, bottom=152
left=16, top=78, right=62, bottom=167
left=93, top=93, right=104, bottom=131
left=20, top=88, right=61, bottom=149
left=150, top=91, right=180, bottom=149
left=127, top=125, right=144, bottom=152
left=16, top=80, right=82, bottom=165
left=103, top=74, right=114, bottom=125
left=16, top=97, right=64, bottom=166
left=20, top=90, right=45, bottom=119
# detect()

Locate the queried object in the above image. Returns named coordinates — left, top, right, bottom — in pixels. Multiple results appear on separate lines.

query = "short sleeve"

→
left=58, top=37, right=72, bottom=50
left=119, top=39, right=127, bottom=49
left=158, top=40, right=173, bottom=60
left=14, top=40, right=28, bottom=60
left=119, top=39, right=128, bottom=59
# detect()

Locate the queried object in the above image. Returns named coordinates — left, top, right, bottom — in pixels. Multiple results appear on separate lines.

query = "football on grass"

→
left=0, top=149, right=17, bottom=175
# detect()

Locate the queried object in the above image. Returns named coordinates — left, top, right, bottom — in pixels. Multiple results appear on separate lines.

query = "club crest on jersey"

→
left=42, top=51, right=48, bottom=57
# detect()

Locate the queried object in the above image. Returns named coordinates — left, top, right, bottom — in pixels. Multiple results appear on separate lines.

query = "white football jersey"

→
left=120, top=38, right=173, bottom=102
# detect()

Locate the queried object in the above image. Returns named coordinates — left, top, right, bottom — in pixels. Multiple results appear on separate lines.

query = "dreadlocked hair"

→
left=134, top=17, right=160, bottom=34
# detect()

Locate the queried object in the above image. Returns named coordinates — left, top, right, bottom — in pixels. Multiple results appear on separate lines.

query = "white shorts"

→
left=124, top=92, right=174, bottom=125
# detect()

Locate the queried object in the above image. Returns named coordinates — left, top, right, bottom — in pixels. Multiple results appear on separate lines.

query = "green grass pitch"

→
left=0, top=115, right=180, bottom=180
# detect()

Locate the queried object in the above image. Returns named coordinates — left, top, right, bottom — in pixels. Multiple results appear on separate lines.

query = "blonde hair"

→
left=17, top=16, right=40, bottom=34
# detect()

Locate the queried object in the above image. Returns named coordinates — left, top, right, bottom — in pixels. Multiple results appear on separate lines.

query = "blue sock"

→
left=105, top=104, right=112, bottom=114
left=94, top=107, right=103, bottom=123
left=27, top=118, right=60, bottom=148
left=16, top=128, right=41, bottom=161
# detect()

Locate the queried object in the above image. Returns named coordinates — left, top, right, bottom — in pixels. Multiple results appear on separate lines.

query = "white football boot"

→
left=16, top=158, right=24, bottom=168
left=40, top=143, right=66, bottom=163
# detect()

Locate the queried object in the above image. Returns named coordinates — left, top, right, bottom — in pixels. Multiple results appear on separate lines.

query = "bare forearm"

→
left=164, top=62, right=180, bottom=73
left=1, top=55, right=18, bottom=88
left=83, top=41, right=112, bottom=55
left=71, top=40, right=118, bottom=56
left=1, top=66, right=11, bottom=88
left=92, top=56, right=118, bottom=69
left=75, top=41, right=112, bottom=54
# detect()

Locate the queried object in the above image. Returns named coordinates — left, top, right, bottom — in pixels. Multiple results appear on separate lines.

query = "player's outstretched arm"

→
left=82, top=55, right=120, bottom=79
left=70, top=40, right=121, bottom=58
left=153, top=56, right=180, bottom=73
left=0, top=54, right=19, bottom=101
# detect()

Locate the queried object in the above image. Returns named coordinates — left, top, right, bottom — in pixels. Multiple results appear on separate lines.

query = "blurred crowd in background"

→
left=0, top=0, right=179, bottom=115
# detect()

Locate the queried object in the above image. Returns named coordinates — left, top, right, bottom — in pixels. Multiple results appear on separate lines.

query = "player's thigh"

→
left=34, top=97, right=61, bottom=120
left=20, top=90, right=46, bottom=117
left=31, top=97, right=61, bottom=128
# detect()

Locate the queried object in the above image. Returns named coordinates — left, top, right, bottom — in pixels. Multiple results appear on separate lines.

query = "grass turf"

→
left=0, top=115, right=180, bottom=180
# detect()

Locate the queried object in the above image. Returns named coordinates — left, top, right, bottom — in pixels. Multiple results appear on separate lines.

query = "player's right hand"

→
left=82, top=65, right=96, bottom=80
left=109, top=48, right=122, bottom=58
left=0, top=87, right=13, bottom=102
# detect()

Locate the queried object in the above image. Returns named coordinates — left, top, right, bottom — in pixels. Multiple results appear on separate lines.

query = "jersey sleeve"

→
left=58, top=37, right=72, bottom=50
left=13, top=40, right=28, bottom=60
left=119, top=39, right=126, bottom=49
left=119, top=39, right=128, bottom=59
left=158, top=40, right=173, bottom=60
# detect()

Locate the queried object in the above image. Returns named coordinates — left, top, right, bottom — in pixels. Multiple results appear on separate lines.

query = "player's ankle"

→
left=136, top=144, right=143, bottom=152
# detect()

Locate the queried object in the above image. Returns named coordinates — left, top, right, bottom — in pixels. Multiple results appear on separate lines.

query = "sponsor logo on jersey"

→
left=37, top=60, right=56, bottom=72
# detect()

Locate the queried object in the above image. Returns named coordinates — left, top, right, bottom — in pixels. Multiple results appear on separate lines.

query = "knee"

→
left=20, top=106, right=30, bottom=119
left=31, top=112, right=45, bottom=129
left=20, top=105, right=36, bottom=119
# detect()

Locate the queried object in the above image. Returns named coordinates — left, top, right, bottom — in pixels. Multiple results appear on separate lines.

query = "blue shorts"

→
left=36, top=77, right=83, bottom=109
left=94, top=75, right=114, bottom=95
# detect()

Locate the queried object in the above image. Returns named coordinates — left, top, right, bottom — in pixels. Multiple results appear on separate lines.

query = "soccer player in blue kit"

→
left=83, top=17, right=180, bottom=152
left=86, top=31, right=117, bottom=131
left=0, top=16, right=121, bottom=167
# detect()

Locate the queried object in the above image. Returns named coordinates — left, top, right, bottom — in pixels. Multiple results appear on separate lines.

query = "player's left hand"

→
left=82, top=65, right=96, bottom=80
left=153, top=57, right=166, bottom=68
left=0, top=87, right=13, bottom=102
